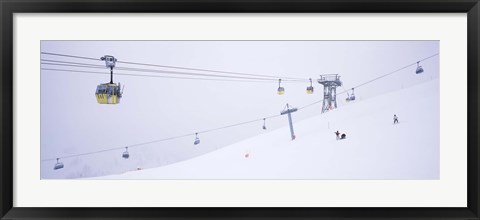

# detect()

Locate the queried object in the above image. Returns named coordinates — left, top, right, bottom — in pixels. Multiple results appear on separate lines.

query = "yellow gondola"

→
left=306, top=78, right=314, bottom=94
left=95, top=83, right=122, bottom=104
left=96, top=55, right=123, bottom=104
left=277, top=79, right=285, bottom=95
left=306, top=86, right=314, bottom=94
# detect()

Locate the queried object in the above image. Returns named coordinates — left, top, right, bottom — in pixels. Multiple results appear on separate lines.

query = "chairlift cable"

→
left=41, top=113, right=282, bottom=162
left=352, top=53, right=438, bottom=90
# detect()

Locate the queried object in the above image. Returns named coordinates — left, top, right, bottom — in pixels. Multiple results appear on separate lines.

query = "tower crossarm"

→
left=317, top=74, right=342, bottom=87
left=281, top=108, right=298, bottom=115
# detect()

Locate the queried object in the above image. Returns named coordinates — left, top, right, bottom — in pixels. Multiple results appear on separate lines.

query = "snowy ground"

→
left=96, top=79, right=440, bottom=179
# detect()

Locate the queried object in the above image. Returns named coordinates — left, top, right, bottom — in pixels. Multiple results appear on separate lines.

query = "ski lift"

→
left=54, top=158, right=64, bottom=170
left=262, top=118, right=267, bottom=130
left=277, top=79, right=285, bottom=95
left=96, top=55, right=123, bottom=104
left=416, top=61, right=424, bottom=74
left=346, top=88, right=356, bottom=101
left=122, top=147, right=129, bottom=159
left=306, top=78, right=314, bottom=94
left=194, top=133, right=200, bottom=145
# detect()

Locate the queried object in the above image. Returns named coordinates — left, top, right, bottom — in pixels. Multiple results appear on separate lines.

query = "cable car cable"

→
left=41, top=52, right=99, bottom=61
left=41, top=59, right=106, bottom=68
left=41, top=68, right=293, bottom=84
left=41, top=62, right=305, bottom=82
left=41, top=60, right=306, bottom=83
left=41, top=51, right=309, bottom=81
left=116, top=60, right=308, bottom=81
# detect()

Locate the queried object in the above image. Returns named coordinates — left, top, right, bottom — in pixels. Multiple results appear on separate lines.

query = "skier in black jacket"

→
left=394, top=114, right=399, bottom=124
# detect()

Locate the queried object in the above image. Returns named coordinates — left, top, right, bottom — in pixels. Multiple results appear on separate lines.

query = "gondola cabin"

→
left=306, top=86, right=314, bottom=94
left=277, top=79, right=285, bottom=95
left=95, top=83, right=122, bottom=104
left=306, top=78, right=314, bottom=94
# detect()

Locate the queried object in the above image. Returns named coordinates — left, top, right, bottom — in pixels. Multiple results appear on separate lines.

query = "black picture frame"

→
left=1, top=0, right=479, bottom=219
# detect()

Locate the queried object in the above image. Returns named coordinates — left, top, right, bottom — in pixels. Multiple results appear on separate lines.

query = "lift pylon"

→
left=281, top=103, right=298, bottom=140
left=317, top=74, right=342, bottom=113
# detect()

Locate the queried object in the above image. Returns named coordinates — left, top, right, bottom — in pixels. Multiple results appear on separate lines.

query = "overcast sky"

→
left=40, top=41, right=439, bottom=178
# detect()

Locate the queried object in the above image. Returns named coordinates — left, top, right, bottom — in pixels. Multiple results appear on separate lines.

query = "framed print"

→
left=1, top=0, right=479, bottom=220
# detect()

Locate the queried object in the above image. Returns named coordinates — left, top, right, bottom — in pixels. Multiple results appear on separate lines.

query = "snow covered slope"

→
left=97, top=79, right=439, bottom=179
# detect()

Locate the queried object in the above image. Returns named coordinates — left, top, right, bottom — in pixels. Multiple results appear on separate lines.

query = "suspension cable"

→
left=41, top=51, right=309, bottom=81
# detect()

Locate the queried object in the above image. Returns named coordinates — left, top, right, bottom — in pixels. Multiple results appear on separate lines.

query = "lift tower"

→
left=281, top=103, right=298, bottom=140
left=317, top=74, right=342, bottom=113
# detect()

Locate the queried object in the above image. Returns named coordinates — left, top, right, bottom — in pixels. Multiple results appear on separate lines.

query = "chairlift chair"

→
left=122, top=147, right=129, bottom=159
left=416, top=61, right=424, bottom=74
left=194, top=133, right=200, bottom=145
left=346, top=88, right=355, bottom=101
left=54, top=158, right=64, bottom=170
left=350, top=88, right=355, bottom=101
left=262, top=118, right=267, bottom=130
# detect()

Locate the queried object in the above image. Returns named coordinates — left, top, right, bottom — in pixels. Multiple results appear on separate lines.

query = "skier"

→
left=393, top=114, right=399, bottom=124
left=341, top=133, right=346, bottom=139
left=335, top=130, right=340, bottom=140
